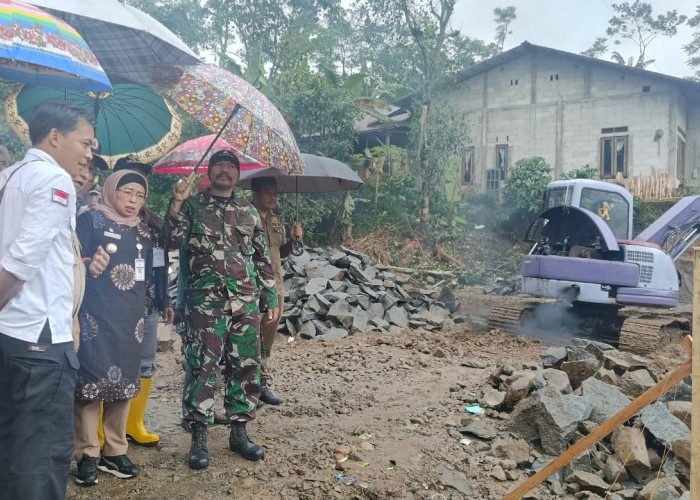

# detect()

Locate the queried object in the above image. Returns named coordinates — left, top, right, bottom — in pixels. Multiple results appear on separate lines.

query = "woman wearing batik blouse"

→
left=73, top=169, right=152, bottom=486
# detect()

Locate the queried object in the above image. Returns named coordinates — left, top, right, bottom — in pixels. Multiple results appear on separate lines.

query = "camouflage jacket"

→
left=164, top=189, right=278, bottom=317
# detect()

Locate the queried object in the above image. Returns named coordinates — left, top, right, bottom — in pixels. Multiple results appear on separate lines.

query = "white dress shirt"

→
left=0, top=148, right=76, bottom=343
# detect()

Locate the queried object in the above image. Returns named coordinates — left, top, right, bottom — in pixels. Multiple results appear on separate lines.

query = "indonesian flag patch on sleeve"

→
left=51, top=188, right=69, bottom=206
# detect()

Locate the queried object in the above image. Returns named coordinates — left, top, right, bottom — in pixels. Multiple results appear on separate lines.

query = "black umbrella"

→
left=238, top=154, right=364, bottom=254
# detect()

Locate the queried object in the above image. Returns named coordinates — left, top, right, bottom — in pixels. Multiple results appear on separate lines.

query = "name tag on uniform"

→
left=152, top=247, right=165, bottom=267
left=135, top=258, right=146, bottom=281
left=104, top=231, right=121, bottom=240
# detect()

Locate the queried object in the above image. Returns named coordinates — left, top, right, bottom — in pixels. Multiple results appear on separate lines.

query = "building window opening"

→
left=600, top=136, right=628, bottom=178
left=486, top=145, right=508, bottom=191
left=462, top=147, right=474, bottom=184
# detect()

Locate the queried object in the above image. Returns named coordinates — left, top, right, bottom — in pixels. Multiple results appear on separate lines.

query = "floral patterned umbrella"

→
left=0, top=0, right=110, bottom=91
left=151, top=134, right=264, bottom=174
left=152, top=63, right=303, bottom=174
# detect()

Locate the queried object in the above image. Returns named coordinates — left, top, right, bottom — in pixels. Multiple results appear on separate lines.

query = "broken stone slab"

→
left=566, top=470, right=611, bottom=496
left=305, top=263, right=345, bottom=281
left=322, top=291, right=349, bottom=304
left=438, top=466, right=473, bottom=496
left=359, top=283, right=378, bottom=299
left=314, top=293, right=332, bottom=309
left=351, top=308, right=369, bottom=333
left=659, top=381, right=691, bottom=403
left=560, top=358, right=600, bottom=390
left=311, top=320, right=331, bottom=337
left=285, top=319, right=297, bottom=337
left=481, top=385, right=505, bottom=409
left=305, top=295, right=328, bottom=315
left=640, top=402, right=691, bottom=448
left=317, top=327, right=348, bottom=341
left=603, top=350, right=649, bottom=374
left=459, top=418, right=499, bottom=440
left=538, top=390, right=591, bottom=455
left=384, top=305, right=409, bottom=329
left=327, top=279, right=345, bottom=291
left=611, top=426, right=651, bottom=483
left=565, top=345, right=597, bottom=362
left=490, top=437, right=531, bottom=466
left=304, top=277, right=328, bottom=296
left=380, top=291, right=400, bottom=310
left=639, top=477, right=681, bottom=500
left=300, top=306, right=318, bottom=323
left=348, top=262, right=372, bottom=284
left=618, top=369, right=655, bottom=398
left=541, top=346, right=568, bottom=368
left=365, top=302, right=385, bottom=322
left=427, top=304, right=449, bottom=325
left=542, top=368, right=572, bottom=394
left=580, top=377, right=631, bottom=425
left=368, top=317, right=390, bottom=330
left=603, top=455, right=629, bottom=483
left=505, top=376, right=533, bottom=408
left=666, top=401, right=691, bottom=429
left=327, top=300, right=354, bottom=329
left=298, top=321, right=316, bottom=339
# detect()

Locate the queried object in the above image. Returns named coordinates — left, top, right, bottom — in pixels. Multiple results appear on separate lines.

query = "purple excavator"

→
left=489, top=179, right=699, bottom=353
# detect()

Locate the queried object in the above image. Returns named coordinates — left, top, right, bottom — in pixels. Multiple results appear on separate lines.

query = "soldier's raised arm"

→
left=164, top=174, right=196, bottom=250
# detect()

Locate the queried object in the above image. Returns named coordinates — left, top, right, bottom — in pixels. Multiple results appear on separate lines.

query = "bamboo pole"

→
left=503, top=348, right=692, bottom=500
left=692, top=248, right=700, bottom=499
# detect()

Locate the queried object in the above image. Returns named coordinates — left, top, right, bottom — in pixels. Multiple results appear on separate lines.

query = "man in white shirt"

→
left=0, top=100, right=108, bottom=499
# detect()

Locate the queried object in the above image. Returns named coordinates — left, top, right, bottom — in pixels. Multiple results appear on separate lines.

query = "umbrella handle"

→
left=291, top=239, right=304, bottom=256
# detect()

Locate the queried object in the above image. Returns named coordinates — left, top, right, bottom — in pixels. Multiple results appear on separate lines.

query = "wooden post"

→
left=692, top=248, right=700, bottom=499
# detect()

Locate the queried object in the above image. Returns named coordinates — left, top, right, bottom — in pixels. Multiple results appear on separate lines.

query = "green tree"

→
left=587, top=1, right=687, bottom=68
left=502, top=156, right=552, bottom=215
left=684, top=7, right=700, bottom=78
left=493, top=6, right=517, bottom=53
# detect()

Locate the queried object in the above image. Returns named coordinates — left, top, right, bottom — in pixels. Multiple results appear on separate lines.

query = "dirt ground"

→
left=65, top=288, right=687, bottom=500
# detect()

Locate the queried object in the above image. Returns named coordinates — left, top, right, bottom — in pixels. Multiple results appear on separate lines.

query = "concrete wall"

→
left=439, top=50, right=696, bottom=194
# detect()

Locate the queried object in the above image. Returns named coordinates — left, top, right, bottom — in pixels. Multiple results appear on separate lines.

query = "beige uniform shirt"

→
left=261, top=212, right=291, bottom=295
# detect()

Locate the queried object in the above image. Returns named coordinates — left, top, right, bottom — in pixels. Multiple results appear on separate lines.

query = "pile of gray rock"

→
left=463, top=338, right=691, bottom=499
left=279, top=247, right=461, bottom=340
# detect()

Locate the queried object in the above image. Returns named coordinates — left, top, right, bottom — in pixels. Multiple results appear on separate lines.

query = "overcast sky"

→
left=449, top=0, right=698, bottom=78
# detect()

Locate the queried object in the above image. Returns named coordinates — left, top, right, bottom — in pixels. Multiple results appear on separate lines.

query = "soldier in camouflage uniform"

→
left=164, top=150, right=278, bottom=469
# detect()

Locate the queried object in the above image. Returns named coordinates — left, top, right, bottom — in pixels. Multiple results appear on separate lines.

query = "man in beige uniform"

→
left=251, top=177, right=302, bottom=405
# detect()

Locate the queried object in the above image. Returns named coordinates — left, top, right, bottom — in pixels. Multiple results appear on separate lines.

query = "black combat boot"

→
left=229, top=421, right=264, bottom=461
left=188, top=422, right=209, bottom=469
left=259, top=378, right=283, bottom=406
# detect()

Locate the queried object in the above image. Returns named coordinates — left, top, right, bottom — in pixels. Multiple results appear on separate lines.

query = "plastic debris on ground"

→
left=334, top=473, right=356, bottom=485
left=464, top=405, right=485, bottom=415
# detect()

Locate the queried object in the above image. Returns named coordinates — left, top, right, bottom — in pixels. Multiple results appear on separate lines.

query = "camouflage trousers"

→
left=182, top=303, right=261, bottom=424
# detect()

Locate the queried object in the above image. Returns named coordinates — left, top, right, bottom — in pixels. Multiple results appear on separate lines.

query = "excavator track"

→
left=488, top=298, right=690, bottom=352
left=488, top=303, right=528, bottom=333
left=618, top=316, right=691, bottom=355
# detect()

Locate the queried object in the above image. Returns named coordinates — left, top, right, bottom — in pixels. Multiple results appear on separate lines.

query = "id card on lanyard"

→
left=135, top=243, right=145, bottom=281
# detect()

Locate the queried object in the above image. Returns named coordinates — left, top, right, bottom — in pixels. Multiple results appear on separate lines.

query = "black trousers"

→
left=0, top=323, right=79, bottom=500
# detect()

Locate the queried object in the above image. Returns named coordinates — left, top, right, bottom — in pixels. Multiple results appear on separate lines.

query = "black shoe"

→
left=229, top=421, right=264, bottom=461
left=75, top=455, right=98, bottom=486
left=97, top=454, right=140, bottom=479
left=189, top=421, right=209, bottom=469
left=260, top=379, right=283, bottom=406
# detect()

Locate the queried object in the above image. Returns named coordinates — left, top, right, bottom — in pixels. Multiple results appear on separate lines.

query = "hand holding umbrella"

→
left=290, top=222, right=304, bottom=256
left=171, top=172, right=196, bottom=213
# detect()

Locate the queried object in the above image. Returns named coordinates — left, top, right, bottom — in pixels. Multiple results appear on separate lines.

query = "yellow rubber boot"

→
left=98, top=402, right=104, bottom=449
left=126, top=377, right=160, bottom=446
